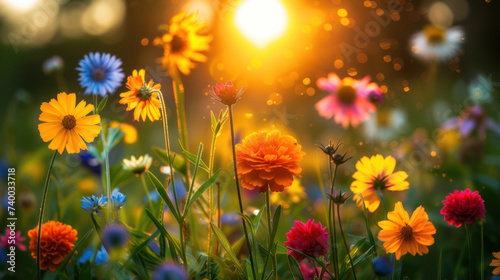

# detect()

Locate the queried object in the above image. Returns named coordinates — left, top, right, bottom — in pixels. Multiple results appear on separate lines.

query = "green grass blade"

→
left=210, top=222, right=244, bottom=274
left=48, top=229, right=93, bottom=280
left=147, top=171, right=181, bottom=223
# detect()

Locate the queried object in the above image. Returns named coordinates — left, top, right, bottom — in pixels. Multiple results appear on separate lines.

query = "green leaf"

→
left=183, top=169, right=220, bottom=217
left=107, top=125, right=125, bottom=150
left=122, top=229, right=160, bottom=269
left=47, top=229, right=93, bottom=280
left=358, top=193, right=378, bottom=257
left=287, top=255, right=304, bottom=280
left=147, top=171, right=181, bottom=223
left=90, top=213, right=101, bottom=234
left=210, top=223, right=244, bottom=274
left=152, top=146, right=187, bottom=176
left=145, top=209, right=180, bottom=262
left=96, top=95, right=108, bottom=113
left=270, top=205, right=281, bottom=244
left=179, top=142, right=210, bottom=173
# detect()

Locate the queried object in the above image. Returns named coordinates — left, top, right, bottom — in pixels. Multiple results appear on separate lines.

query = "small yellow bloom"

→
left=110, top=121, right=138, bottom=144
left=119, top=69, right=162, bottom=122
left=153, top=11, right=212, bottom=76
left=350, top=155, right=409, bottom=212
left=38, top=92, right=101, bottom=154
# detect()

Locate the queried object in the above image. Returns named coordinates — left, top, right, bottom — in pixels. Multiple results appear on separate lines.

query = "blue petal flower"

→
left=76, top=52, right=124, bottom=97
left=152, top=262, right=188, bottom=280
left=102, top=224, right=129, bottom=249
left=110, top=188, right=127, bottom=211
left=372, top=256, right=393, bottom=276
left=78, top=245, right=109, bottom=265
left=80, top=195, right=108, bottom=214
left=78, top=150, right=101, bottom=176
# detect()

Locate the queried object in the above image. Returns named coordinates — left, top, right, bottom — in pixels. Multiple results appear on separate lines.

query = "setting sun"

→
left=235, top=0, right=288, bottom=47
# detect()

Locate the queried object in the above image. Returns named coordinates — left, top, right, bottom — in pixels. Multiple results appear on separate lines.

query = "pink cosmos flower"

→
left=0, top=230, right=26, bottom=251
left=440, top=189, right=486, bottom=227
left=284, top=219, right=329, bottom=263
left=315, top=73, right=382, bottom=128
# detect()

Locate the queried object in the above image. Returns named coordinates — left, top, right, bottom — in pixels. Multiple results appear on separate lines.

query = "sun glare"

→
left=235, top=0, right=288, bottom=48
left=1, top=0, right=39, bottom=12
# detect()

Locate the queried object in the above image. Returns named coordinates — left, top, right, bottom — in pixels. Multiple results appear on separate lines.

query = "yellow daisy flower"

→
left=119, top=69, right=162, bottom=122
left=490, top=252, right=500, bottom=275
left=153, top=11, right=212, bottom=76
left=350, top=155, right=409, bottom=212
left=38, top=92, right=101, bottom=154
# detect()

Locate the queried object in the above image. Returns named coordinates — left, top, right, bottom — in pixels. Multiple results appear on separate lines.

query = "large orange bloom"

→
left=378, top=202, right=436, bottom=260
left=153, top=11, right=212, bottom=76
left=235, top=130, right=305, bottom=193
left=119, top=69, right=162, bottom=122
left=350, top=155, right=409, bottom=212
left=28, top=221, right=78, bottom=271
left=38, top=92, right=101, bottom=154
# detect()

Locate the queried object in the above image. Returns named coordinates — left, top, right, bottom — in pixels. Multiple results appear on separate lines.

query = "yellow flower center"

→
left=423, top=25, right=446, bottom=44
left=377, top=110, right=392, bottom=126
left=336, top=85, right=357, bottom=104
left=401, top=223, right=413, bottom=239
left=62, top=115, right=77, bottom=130
left=92, top=69, right=105, bottom=81
left=170, top=34, right=187, bottom=53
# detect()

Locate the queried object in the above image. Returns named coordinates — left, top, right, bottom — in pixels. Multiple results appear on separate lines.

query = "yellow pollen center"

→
left=423, top=25, right=446, bottom=43
left=62, top=115, right=77, bottom=130
left=336, top=85, right=357, bottom=104
left=401, top=224, right=413, bottom=239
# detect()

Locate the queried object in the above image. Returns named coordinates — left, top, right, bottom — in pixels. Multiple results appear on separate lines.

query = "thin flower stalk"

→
left=464, top=223, right=473, bottom=280
left=36, top=150, right=57, bottom=280
left=262, top=189, right=278, bottom=280
left=228, top=105, right=257, bottom=280
left=141, top=174, right=154, bottom=209
left=337, top=204, right=357, bottom=279
left=328, top=161, right=340, bottom=278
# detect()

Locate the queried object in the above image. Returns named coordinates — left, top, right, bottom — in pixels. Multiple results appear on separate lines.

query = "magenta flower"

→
left=300, top=261, right=332, bottom=280
left=315, top=73, right=381, bottom=128
left=284, top=219, right=329, bottom=263
left=440, top=189, right=486, bottom=227
left=0, top=230, right=26, bottom=251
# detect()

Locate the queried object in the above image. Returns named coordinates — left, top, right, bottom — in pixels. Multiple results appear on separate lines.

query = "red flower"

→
left=440, top=189, right=485, bottom=227
left=210, top=81, right=243, bottom=106
left=284, top=219, right=329, bottom=263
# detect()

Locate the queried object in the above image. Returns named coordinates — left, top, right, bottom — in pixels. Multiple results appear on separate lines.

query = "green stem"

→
left=337, top=204, right=357, bottom=280
left=101, top=126, right=111, bottom=221
left=481, top=222, right=484, bottom=280
left=228, top=105, right=257, bottom=280
left=207, top=120, right=219, bottom=280
left=158, top=90, right=186, bottom=264
left=465, top=223, right=473, bottom=280
left=36, top=150, right=57, bottom=280
left=327, top=160, right=340, bottom=278
left=262, top=189, right=277, bottom=280
left=141, top=174, right=154, bottom=209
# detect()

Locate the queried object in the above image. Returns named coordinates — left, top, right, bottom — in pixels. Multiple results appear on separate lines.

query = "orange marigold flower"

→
left=28, top=221, right=78, bottom=271
left=38, top=92, right=101, bottom=154
left=236, top=130, right=305, bottom=193
left=210, top=81, right=243, bottom=106
left=119, top=69, right=162, bottom=122
left=378, top=201, right=436, bottom=260
left=490, top=252, right=500, bottom=275
left=350, top=155, right=409, bottom=213
left=153, top=11, right=212, bottom=76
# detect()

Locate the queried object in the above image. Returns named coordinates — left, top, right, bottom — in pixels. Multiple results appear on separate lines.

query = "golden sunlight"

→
left=235, top=0, right=288, bottom=47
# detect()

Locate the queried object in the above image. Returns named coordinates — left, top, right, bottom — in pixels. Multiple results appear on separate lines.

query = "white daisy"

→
left=122, top=154, right=153, bottom=175
left=364, top=108, right=406, bottom=142
left=410, top=24, right=464, bottom=62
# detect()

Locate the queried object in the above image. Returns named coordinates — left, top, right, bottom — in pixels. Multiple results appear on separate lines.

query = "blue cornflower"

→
left=372, top=256, right=393, bottom=276
left=110, top=188, right=127, bottom=211
left=102, top=224, right=129, bottom=249
left=76, top=52, right=124, bottom=97
left=152, top=262, right=188, bottom=280
left=80, top=195, right=108, bottom=214
left=78, top=150, right=101, bottom=176
left=78, top=245, right=109, bottom=265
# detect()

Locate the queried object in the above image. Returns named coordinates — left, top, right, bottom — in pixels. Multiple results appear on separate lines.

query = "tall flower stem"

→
left=141, top=174, right=154, bottom=209
left=464, top=223, right=473, bottom=280
left=262, top=189, right=278, bottom=280
left=337, top=204, right=357, bottom=280
left=207, top=119, right=219, bottom=279
left=228, top=105, right=257, bottom=280
left=36, top=150, right=57, bottom=280
left=327, top=160, right=340, bottom=278
left=100, top=121, right=112, bottom=221
left=157, top=90, right=186, bottom=264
